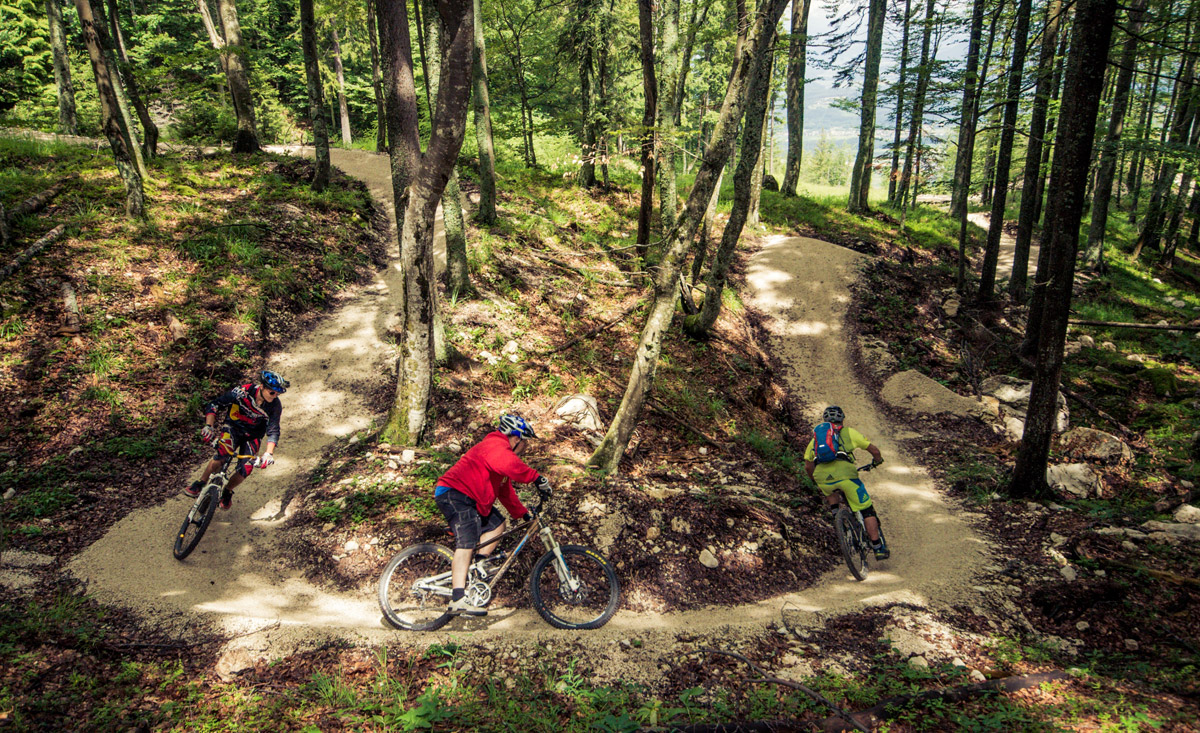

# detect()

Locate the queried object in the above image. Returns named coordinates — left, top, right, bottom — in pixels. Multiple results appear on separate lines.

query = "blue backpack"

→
left=812, top=422, right=850, bottom=463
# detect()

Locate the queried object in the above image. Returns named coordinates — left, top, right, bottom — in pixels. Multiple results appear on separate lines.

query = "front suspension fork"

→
left=539, top=526, right=582, bottom=592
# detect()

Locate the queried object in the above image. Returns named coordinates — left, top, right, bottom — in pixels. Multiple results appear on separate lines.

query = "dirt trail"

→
left=66, top=149, right=985, bottom=672
left=967, top=211, right=1040, bottom=284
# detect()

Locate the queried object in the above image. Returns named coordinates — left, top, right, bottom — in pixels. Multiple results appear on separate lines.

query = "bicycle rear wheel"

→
left=378, top=543, right=454, bottom=631
left=834, top=508, right=869, bottom=581
left=173, top=489, right=217, bottom=561
left=529, top=545, right=620, bottom=630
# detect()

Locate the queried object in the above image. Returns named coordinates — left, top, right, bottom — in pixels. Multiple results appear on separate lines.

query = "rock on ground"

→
left=1059, top=427, right=1132, bottom=465
left=981, top=375, right=1069, bottom=440
left=1046, top=463, right=1104, bottom=499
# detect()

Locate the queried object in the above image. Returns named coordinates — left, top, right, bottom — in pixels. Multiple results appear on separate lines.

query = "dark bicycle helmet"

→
left=498, top=413, right=538, bottom=439
left=261, top=370, right=290, bottom=393
left=822, top=405, right=845, bottom=424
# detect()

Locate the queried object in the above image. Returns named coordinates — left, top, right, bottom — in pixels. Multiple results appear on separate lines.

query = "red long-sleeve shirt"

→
left=436, top=432, right=536, bottom=518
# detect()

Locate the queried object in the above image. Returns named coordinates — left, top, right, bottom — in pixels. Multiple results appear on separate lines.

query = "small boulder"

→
left=1078, top=335, right=1095, bottom=348
left=943, top=299, right=961, bottom=318
left=401, top=449, right=416, bottom=464
left=1059, top=427, right=1133, bottom=465
left=344, top=540, right=359, bottom=553
left=908, top=656, right=930, bottom=670
left=553, top=394, right=603, bottom=431
left=1174, top=505, right=1200, bottom=524
left=1059, top=566, right=1078, bottom=581
left=699, top=549, right=719, bottom=568
left=1141, top=520, right=1200, bottom=542
left=981, top=375, right=1069, bottom=439
left=1100, top=341, right=1117, bottom=352
left=1046, top=463, right=1103, bottom=499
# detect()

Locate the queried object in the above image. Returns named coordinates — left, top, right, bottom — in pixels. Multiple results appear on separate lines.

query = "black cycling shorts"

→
left=435, top=488, right=504, bottom=550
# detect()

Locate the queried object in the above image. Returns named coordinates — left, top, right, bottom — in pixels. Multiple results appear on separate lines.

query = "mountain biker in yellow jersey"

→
left=434, top=414, right=550, bottom=617
left=804, top=405, right=890, bottom=560
left=183, top=370, right=289, bottom=511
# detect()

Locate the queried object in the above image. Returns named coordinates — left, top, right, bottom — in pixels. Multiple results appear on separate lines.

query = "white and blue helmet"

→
left=498, top=413, right=538, bottom=439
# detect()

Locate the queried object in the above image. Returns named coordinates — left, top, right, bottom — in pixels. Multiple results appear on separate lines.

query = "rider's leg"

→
left=859, top=505, right=883, bottom=543
left=475, top=519, right=507, bottom=558
left=197, top=458, right=221, bottom=484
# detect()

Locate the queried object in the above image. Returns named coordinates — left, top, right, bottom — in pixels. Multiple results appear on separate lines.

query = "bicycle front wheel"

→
left=378, top=543, right=454, bottom=631
left=173, top=490, right=217, bottom=561
left=834, top=508, right=869, bottom=581
left=530, top=545, right=620, bottom=630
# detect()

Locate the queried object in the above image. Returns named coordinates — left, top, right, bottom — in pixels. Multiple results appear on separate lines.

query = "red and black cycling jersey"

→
left=205, top=383, right=282, bottom=445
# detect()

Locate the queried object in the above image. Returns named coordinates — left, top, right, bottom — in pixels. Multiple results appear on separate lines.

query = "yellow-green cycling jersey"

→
left=805, top=426, right=874, bottom=512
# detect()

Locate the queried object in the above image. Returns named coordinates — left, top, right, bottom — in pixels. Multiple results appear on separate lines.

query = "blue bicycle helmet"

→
left=261, top=370, right=290, bottom=393
left=498, top=413, right=537, bottom=439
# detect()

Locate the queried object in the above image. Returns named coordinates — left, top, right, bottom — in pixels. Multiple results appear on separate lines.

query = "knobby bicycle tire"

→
left=173, top=489, right=218, bottom=560
left=378, top=543, right=455, bottom=631
left=834, top=508, right=868, bottom=581
left=529, top=545, right=620, bottom=630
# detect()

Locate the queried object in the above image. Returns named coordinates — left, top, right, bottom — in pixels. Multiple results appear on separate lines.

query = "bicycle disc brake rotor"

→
left=558, top=578, right=589, bottom=605
left=466, top=581, right=492, bottom=607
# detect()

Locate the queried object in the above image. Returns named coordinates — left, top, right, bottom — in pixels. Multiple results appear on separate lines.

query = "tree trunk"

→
left=888, top=0, right=913, bottom=205
left=657, top=0, right=681, bottom=233
left=781, top=0, right=809, bottom=196
left=634, top=0, right=658, bottom=257
left=1133, top=60, right=1197, bottom=258
left=588, top=0, right=789, bottom=474
left=746, top=83, right=773, bottom=226
left=46, top=0, right=78, bottom=135
left=377, top=0, right=421, bottom=236
left=847, top=0, right=886, bottom=213
left=300, top=0, right=330, bottom=191
left=692, top=167, right=723, bottom=283
left=1009, top=0, right=1117, bottom=498
left=976, top=0, right=1033, bottom=305
left=330, top=27, right=353, bottom=146
left=382, top=0, right=475, bottom=445
left=368, top=0, right=388, bottom=152
left=1128, top=51, right=1163, bottom=222
left=896, top=0, right=934, bottom=208
left=73, top=0, right=144, bottom=218
left=1033, top=22, right=1070, bottom=227
left=953, top=0, right=986, bottom=292
left=580, top=47, right=596, bottom=187
left=105, top=0, right=158, bottom=158
left=684, top=23, right=778, bottom=339
left=1082, top=0, right=1146, bottom=272
left=91, top=0, right=145, bottom=178
left=597, top=18, right=612, bottom=186
left=422, top=0, right=471, bottom=297
left=216, top=0, right=259, bottom=153
left=1009, top=0, right=1064, bottom=296
left=471, top=0, right=497, bottom=223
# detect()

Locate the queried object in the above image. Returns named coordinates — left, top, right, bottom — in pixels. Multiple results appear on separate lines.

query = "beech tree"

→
left=589, top=0, right=789, bottom=474
left=45, top=0, right=78, bottom=135
left=1009, top=0, right=1118, bottom=498
left=847, top=0, right=886, bottom=213
left=330, top=26, right=353, bottom=146
left=781, top=0, right=809, bottom=197
left=73, top=0, right=144, bottom=217
left=977, top=0, right=1033, bottom=305
left=301, top=0, right=331, bottom=190
left=367, top=0, right=387, bottom=151
left=472, top=0, right=497, bottom=223
left=381, top=0, right=475, bottom=444
left=1010, top=0, right=1065, bottom=295
left=199, top=0, right=259, bottom=153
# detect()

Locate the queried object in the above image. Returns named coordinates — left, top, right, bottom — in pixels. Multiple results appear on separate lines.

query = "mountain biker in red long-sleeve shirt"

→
left=434, top=414, right=550, bottom=617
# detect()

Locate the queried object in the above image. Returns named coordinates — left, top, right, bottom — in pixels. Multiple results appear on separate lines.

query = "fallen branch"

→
left=58, top=280, right=81, bottom=334
left=819, top=671, right=1069, bottom=731
left=1068, top=319, right=1200, bottom=333
left=6, top=180, right=71, bottom=223
left=528, top=250, right=647, bottom=287
left=537, top=298, right=644, bottom=355
left=586, top=364, right=725, bottom=449
left=702, top=649, right=868, bottom=733
left=0, top=225, right=66, bottom=284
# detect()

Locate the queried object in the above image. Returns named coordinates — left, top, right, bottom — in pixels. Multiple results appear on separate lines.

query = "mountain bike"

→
left=378, top=488, right=620, bottom=631
left=173, top=450, right=259, bottom=560
left=832, top=463, right=887, bottom=581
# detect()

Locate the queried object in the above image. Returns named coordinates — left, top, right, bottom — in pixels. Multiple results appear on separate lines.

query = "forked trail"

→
left=68, top=149, right=984, bottom=671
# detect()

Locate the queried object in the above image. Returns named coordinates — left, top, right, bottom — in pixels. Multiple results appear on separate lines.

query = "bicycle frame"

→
left=413, top=496, right=580, bottom=599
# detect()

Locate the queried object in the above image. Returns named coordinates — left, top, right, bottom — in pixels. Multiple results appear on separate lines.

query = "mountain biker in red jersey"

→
left=434, top=414, right=550, bottom=617
left=183, top=370, right=289, bottom=511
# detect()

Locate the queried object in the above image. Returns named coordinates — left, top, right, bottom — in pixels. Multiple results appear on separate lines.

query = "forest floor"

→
left=2, top=132, right=1197, bottom=730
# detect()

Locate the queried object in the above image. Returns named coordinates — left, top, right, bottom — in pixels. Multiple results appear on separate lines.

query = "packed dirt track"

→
left=67, top=148, right=985, bottom=676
